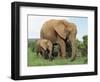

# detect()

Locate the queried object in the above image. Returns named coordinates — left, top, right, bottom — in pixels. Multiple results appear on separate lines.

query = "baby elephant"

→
left=36, top=39, right=53, bottom=60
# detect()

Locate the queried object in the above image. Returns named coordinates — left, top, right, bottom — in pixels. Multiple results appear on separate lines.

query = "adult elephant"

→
left=40, top=19, right=77, bottom=61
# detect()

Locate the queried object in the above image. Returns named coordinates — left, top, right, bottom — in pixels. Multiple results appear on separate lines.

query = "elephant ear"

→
left=54, top=20, right=69, bottom=40
left=40, top=39, right=48, bottom=51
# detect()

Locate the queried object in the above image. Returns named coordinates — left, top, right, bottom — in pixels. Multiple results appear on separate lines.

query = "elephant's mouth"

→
left=43, top=49, right=49, bottom=59
left=43, top=49, right=54, bottom=60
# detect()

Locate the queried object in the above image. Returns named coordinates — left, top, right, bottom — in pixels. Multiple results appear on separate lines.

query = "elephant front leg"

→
left=57, top=37, right=66, bottom=58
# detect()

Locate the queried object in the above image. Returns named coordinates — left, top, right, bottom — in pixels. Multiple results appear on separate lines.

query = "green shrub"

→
left=28, top=39, right=37, bottom=52
left=76, top=35, right=88, bottom=57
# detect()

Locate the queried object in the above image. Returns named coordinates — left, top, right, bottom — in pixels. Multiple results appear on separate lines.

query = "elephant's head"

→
left=39, top=39, right=53, bottom=60
left=54, top=20, right=77, bottom=40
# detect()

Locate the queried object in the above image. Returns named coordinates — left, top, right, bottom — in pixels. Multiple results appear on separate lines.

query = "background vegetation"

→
left=28, top=35, right=88, bottom=66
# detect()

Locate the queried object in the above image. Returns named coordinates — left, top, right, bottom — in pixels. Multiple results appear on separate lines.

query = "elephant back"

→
left=40, top=19, right=58, bottom=42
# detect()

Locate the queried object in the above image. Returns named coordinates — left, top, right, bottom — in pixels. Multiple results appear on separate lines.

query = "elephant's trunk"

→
left=70, top=39, right=77, bottom=61
left=68, top=34, right=77, bottom=61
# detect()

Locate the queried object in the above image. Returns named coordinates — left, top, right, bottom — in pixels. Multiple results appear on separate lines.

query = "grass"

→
left=28, top=48, right=88, bottom=66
